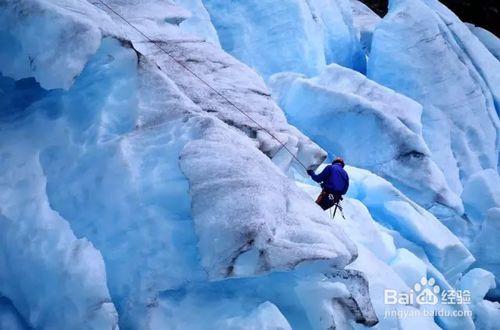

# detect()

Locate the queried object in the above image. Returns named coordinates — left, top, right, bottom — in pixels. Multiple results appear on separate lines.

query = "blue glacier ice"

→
left=349, top=0, right=381, bottom=56
left=0, top=0, right=370, bottom=328
left=269, top=63, right=462, bottom=212
left=367, top=0, right=500, bottom=299
left=457, top=268, right=500, bottom=329
left=298, top=166, right=478, bottom=329
left=201, top=0, right=365, bottom=79
left=467, top=24, right=500, bottom=62
left=470, top=207, right=500, bottom=299
left=176, top=0, right=221, bottom=46
left=368, top=0, right=500, bottom=198
left=298, top=166, right=474, bottom=281
left=0, top=297, right=28, bottom=330
left=1, top=0, right=500, bottom=329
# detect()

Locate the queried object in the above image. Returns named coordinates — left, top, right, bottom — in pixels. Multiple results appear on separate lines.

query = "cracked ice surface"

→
left=1, top=0, right=499, bottom=329
left=180, top=120, right=357, bottom=278
left=202, top=0, right=366, bottom=79
left=0, top=0, right=368, bottom=328
left=367, top=0, right=500, bottom=297
left=350, top=0, right=381, bottom=56
left=298, top=166, right=479, bottom=329
left=368, top=0, right=500, bottom=198
left=466, top=23, right=500, bottom=61
left=269, top=63, right=462, bottom=212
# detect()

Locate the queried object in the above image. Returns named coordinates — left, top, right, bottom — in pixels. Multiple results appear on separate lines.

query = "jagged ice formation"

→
left=1, top=0, right=499, bottom=329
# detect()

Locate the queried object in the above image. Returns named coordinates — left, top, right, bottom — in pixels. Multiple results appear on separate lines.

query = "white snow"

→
left=457, top=268, right=500, bottom=329
left=299, top=166, right=473, bottom=280
left=390, top=248, right=427, bottom=288
left=348, top=246, right=442, bottom=330
left=223, top=301, right=293, bottom=330
left=347, top=166, right=474, bottom=279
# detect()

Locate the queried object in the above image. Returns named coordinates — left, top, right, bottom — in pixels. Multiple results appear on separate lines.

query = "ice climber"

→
left=307, top=157, right=349, bottom=211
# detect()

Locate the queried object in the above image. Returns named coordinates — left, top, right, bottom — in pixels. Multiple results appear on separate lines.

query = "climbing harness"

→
left=318, top=191, right=346, bottom=220
left=96, top=0, right=309, bottom=171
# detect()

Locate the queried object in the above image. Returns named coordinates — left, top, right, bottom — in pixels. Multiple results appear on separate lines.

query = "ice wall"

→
left=1, top=0, right=499, bottom=328
left=297, top=166, right=481, bottom=329
left=269, top=63, right=461, bottom=212
left=0, top=0, right=110, bottom=90
left=367, top=0, right=500, bottom=296
left=0, top=0, right=374, bottom=328
left=350, top=0, right=381, bottom=56
left=368, top=0, right=500, bottom=199
left=180, top=122, right=356, bottom=278
left=466, top=23, right=500, bottom=61
left=0, top=297, right=29, bottom=330
left=201, top=0, right=365, bottom=79
left=176, top=0, right=221, bottom=46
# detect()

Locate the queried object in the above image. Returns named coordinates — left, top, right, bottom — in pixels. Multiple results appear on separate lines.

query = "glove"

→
left=306, top=169, right=314, bottom=176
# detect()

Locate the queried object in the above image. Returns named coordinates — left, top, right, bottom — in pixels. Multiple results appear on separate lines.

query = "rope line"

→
left=95, top=0, right=309, bottom=170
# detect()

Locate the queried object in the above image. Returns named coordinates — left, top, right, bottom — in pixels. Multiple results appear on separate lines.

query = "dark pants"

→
left=315, top=190, right=342, bottom=210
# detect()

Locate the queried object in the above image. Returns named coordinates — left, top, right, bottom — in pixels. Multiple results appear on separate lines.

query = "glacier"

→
left=1, top=0, right=500, bottom=329
left=202, top=0, right=366, bottom=79
left=368, top=0, right=500, bottom=201
left=366, top=0, right=500, bottom=299
left=269, top=63, right=462, bottom=213
left=349, top=0, right=380, bottom=56
left=466, top=23, right=500, bottom=62
left=298, top=166, right=478, bottom=330
left=0, top=0, right=360, bottom=328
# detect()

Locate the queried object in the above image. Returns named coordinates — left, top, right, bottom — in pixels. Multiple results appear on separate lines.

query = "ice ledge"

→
left=180, top=118, right=357, bottom=279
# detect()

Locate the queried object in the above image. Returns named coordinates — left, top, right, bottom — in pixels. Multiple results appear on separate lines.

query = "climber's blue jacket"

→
left=309, top=163, right=349, bottom=194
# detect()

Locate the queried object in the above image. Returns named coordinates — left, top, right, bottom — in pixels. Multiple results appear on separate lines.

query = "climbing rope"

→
left=95, top=0, right=309, bottom=170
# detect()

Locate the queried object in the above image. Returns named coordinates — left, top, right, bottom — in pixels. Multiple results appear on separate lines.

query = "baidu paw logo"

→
left=414, top=277, right=440, bottom=305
